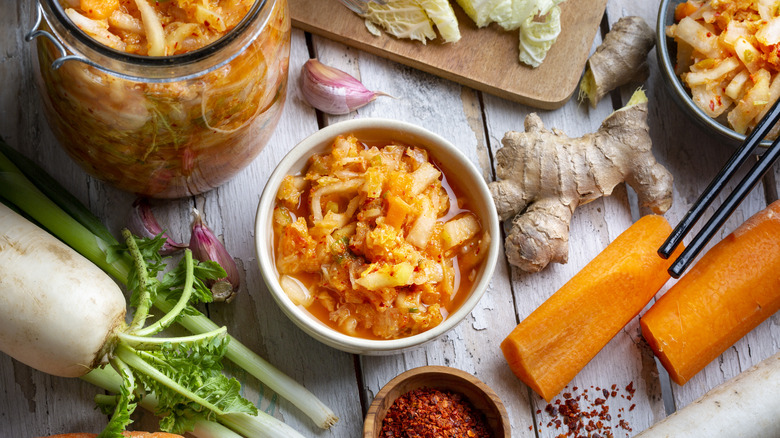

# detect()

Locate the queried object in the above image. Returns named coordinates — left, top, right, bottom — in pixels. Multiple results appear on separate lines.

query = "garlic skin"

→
left=127, top=198, right=187, bottom=255
left=301, top=58, right=390, bottom=115
left=189, top=208, right=240, bottom=303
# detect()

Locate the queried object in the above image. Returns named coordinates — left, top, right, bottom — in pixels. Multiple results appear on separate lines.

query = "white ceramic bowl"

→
left=657, top=0, right=770, bottom=148
left=254, top=118, right=500, bottom=355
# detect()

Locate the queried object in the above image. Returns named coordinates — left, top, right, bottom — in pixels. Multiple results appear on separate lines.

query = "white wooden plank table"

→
left=1, top=0, right=779, bottom=437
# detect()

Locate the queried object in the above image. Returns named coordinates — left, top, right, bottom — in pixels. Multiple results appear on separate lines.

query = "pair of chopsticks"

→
left=658, top=98, right=780, bottom=278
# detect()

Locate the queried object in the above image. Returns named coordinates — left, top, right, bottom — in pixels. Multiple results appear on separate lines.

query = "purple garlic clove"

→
left=189, top=207, right=240, bottom=303
left=128, top=198, right=187, bottom=255
left=300, top=58, right=391, bottom=115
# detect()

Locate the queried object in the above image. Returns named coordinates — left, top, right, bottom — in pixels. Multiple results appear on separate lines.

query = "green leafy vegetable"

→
left=98, top=360, right=137, bottom=438
left=0, top=137, right=339, bottom=431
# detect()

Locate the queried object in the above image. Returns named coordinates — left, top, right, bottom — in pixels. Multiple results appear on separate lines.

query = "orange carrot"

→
left=640, top=200, right=780, bottom=386
left=675, top=1, right=699, bottom=21
left=500, top=214, right=680, bottom=402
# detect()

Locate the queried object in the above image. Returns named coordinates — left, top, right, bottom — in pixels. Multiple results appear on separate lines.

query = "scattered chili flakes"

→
left=539, top=382, right=638, bottom=438
left=380, top=387, right=492, bottom=437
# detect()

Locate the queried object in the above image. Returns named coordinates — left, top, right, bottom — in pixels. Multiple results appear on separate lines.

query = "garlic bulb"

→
left=300, top=58, right=390, bottom=115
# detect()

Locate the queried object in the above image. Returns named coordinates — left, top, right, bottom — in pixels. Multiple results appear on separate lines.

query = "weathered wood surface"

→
left=1, top=0, right=778, bottom=437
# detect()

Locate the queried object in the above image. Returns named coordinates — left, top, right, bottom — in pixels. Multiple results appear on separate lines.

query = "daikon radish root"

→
left=0, top=137, right=338, bottom=431
left=634, top=352, right=780, bottom=438
left=500, top=214, right=680, bottom=401
left=640, top=200, right=780, bottom=385
left=0, top=203, right=127, bottom=378
left=0, top=203, right=303, bottom=438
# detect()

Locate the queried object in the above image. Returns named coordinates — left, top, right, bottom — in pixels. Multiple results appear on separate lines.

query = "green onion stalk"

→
left=0, top=139, right=338, bottom=431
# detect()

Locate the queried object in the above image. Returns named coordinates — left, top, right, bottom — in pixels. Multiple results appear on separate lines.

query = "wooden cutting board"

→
left=290, top=0, right=607, bottom=109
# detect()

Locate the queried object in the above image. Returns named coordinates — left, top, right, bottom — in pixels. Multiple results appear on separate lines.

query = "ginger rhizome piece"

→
left=488, top=90, right=673, bottom=272
left=579, top=16, right=655, bottom=107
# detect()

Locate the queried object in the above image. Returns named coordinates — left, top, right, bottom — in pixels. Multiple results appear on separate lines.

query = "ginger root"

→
left=579, top=16, right=655, bottom=107
left=489, top=90, right=673, bottom=272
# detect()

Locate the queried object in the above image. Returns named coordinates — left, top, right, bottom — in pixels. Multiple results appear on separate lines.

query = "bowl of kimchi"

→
left=658, top=0, right=777, bottom=147
left=254, top=118, right=500, bottom=355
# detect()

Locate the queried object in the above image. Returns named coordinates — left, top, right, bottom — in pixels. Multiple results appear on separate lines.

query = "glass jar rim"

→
left=36, top=0, right=272, bottom=81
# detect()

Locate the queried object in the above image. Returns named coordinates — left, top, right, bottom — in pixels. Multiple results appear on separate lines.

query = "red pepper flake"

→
left=380, top=387, right=491, bottom=438
left=625, top=382, right=635, bottom=399
left=539, top=382, right=637, bottom=438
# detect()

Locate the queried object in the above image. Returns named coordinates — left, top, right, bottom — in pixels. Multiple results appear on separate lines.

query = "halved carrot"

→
left=500, top=214, right=680, bottom=402
left=640, top=200, right=780, bottom=386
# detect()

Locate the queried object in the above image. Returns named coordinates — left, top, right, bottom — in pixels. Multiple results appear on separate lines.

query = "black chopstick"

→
left=667, top=135, right=780, bottom=277
left=658, top=97, right=780, bottom=273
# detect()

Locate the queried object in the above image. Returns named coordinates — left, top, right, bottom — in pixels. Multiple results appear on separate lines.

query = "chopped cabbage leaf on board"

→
left=418, top=0, right=461, bottom=42
left=458, top=0, right=567, bottom=66
left=364, top=0, right=460, bottom=43
left=363, top=0, right=437, bottom=44
left=360, top=0, right=567, bottom=67
left=499, top=0, right=556, bottom=31
left=455, top=0, right=504, bottom=27
left=518, top=3, right=562, bottom=67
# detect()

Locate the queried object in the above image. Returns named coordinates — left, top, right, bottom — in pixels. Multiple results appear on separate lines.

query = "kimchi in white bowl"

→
left=255, top=118, right=500, bottom=355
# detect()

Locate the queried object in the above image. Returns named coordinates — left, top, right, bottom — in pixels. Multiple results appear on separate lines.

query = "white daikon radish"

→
left=635, top=352, right=780, bottom=438
left=0, top=202, right=126, bottom=377
left=0, top=202, right=298, bottom=438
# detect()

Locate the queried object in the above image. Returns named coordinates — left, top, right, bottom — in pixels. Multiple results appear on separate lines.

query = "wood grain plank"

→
left=291, top=0, right=606, bottom=109
left=479, top=17, right=669, bottom=435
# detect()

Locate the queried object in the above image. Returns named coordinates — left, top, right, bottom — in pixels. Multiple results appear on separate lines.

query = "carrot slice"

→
left=640, top=200, right=780, bottom=386
left=500, top=214, right=680, bottom=402
left=674, top=1, right=699, bottom=22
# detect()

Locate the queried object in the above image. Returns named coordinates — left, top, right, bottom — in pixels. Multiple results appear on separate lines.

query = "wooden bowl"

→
left=363, top=366, right=510, bottom=438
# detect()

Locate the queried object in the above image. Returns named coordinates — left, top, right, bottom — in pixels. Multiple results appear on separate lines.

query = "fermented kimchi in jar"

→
left=272, top=134, right=492, bottom=340
left=30, top=0, right=290, bottom=197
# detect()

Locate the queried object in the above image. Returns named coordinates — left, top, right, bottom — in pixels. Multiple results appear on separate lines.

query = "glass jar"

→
left=27, top=0, right=290, bottom=198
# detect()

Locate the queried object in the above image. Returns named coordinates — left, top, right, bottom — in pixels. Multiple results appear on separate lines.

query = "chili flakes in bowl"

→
left=380, top=387, right=492, bottom=437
